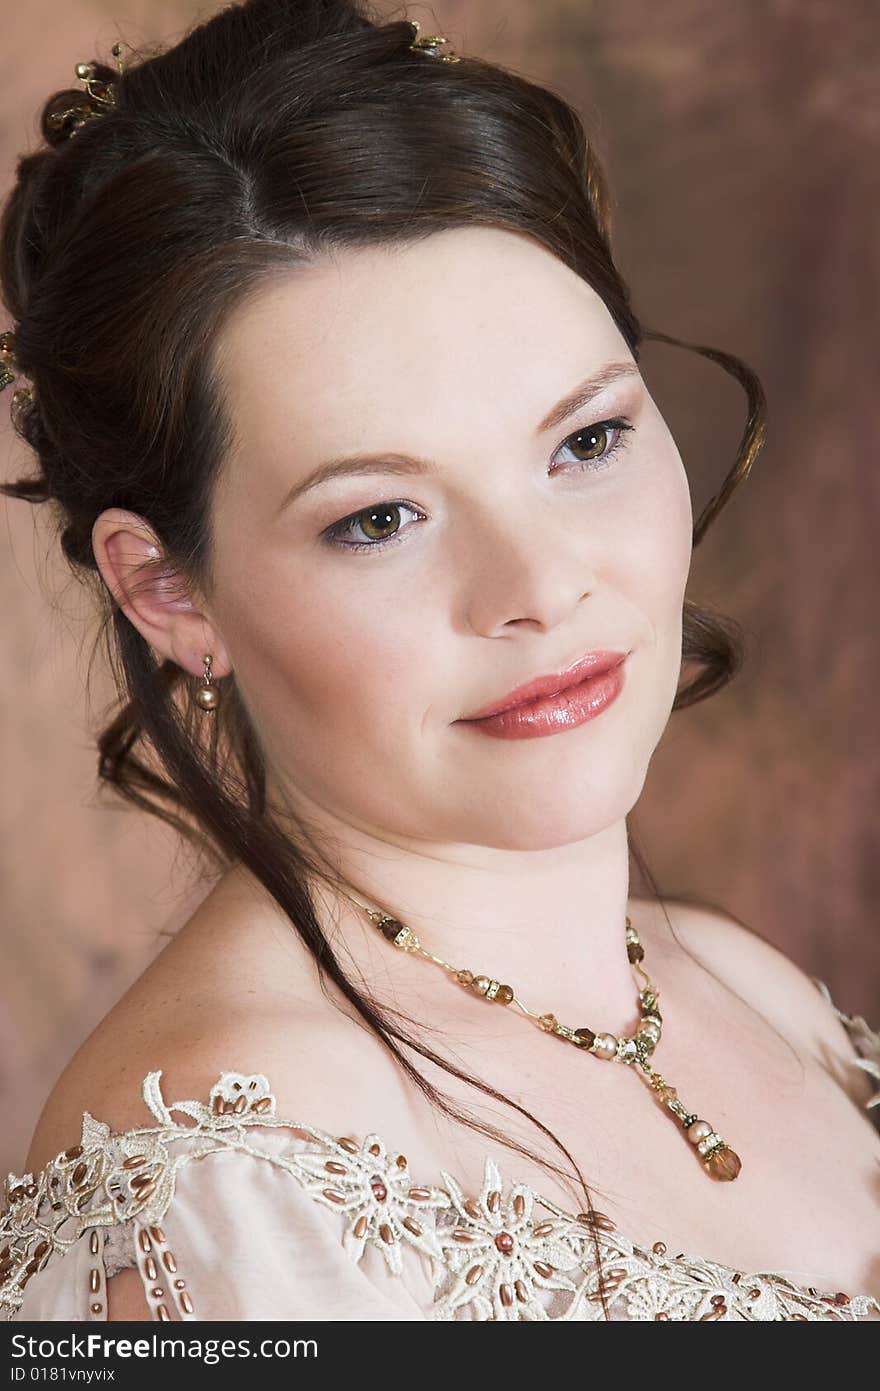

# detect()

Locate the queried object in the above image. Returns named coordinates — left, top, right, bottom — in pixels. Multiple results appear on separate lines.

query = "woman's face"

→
left=206, top=226, right=693, bottom=851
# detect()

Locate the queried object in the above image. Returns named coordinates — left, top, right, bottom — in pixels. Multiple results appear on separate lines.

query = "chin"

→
left=447, top=770, right=647, bottom=851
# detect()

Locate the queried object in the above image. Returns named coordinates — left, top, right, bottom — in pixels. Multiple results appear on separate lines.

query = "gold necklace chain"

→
left=338, top=888, right=741, bottom=1182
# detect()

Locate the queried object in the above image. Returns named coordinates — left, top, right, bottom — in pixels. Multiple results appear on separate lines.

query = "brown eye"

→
left=323, top=500, right=426, bottom=552
left=552, top=418, right=635, bottom=472
left=570, top=425, right=611, bottom=461
left=357, top=504, right=402, bottom=541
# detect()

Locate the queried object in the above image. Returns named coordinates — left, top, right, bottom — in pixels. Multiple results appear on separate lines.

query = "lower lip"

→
left=456, top=657, right=627, bottom=740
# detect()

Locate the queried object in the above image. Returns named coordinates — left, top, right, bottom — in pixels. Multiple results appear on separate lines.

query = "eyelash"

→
left=321, top=416, right=636, bottom=554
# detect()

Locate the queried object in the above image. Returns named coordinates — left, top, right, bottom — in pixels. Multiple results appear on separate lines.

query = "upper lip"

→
left=458, top=650, right=629, bottom=721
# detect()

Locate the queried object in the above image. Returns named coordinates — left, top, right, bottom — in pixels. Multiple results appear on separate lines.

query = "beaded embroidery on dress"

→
left=2, top=979, right=878, bottom=1323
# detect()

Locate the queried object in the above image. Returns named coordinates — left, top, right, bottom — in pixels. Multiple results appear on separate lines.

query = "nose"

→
left=459, top=505, right=598, bottom=637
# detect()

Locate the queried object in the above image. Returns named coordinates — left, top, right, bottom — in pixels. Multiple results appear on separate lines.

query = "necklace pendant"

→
left=638, top=1064, right=742, bottom=1181
left=702, top=1143, right=743, bottom=1181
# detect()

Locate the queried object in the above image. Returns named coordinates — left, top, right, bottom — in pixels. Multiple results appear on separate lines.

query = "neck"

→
left=294, top=817, right=646, bottom=1036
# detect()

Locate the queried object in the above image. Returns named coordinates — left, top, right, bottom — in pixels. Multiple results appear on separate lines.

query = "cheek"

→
left=220, top=549, right=431, bottom=737
left=614, top=442, right=693, bottom=618
left=631, top=450, right=692, bottom=716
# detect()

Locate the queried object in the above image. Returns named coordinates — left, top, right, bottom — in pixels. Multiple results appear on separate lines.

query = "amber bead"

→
left=495, top=984, right=514, bottom=1004
left=378, top=917, right=405, bottom=941
left=573, top=1027, right=596, bottom=1049
left=627, top=941, right=645, bottom=963
left=705, top=1146, right=742, bottom=1181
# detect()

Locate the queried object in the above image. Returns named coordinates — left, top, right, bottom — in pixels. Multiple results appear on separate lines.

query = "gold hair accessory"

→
left=341, top=890, right=742, bottom=1182
left=5, top=28, right=452, bottom=415
left=407, top=19, right=461, bottom=63
left=0, top=331, right=34, bottom=426
left=193, top=653, right=221, bottom=713
left=2, top=45, right=131, bottom=418
left=0, top=332, right=19, bottom=392
left=46, top=41, right=127, bottom=141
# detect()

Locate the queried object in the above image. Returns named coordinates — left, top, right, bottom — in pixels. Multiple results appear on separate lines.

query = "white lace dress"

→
left=2, top=979, right=878, bottom=1323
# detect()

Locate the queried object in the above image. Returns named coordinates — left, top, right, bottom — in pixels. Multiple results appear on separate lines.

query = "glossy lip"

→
left=456, top=660, right=627, bottom=739
left=457, top=650, right=630, bottom=722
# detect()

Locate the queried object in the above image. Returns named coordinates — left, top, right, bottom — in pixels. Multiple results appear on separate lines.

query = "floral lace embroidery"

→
left=2, top=984, right=878, bottom=1323
left=811, top=978, right=880, bottom=1113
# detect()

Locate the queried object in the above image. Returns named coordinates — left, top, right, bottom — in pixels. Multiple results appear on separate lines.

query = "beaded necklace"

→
left=340, top=893, right=742, bottom=1182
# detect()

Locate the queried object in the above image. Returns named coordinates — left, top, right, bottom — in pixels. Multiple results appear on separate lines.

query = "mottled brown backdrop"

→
left=2, top=0, right=878, bottom=1177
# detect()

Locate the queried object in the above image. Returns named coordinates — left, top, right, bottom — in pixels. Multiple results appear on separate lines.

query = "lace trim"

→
left=811, top=977, right=880, bottom=1117
left=2, top=981, right=878, bottom=1323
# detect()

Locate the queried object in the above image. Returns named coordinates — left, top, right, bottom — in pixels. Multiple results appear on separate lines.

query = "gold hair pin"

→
left=46, top=41, right=127, bottom=141
left=408, top=19, right=461, bottom=63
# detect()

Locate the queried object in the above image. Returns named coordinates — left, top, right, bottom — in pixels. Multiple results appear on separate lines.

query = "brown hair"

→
left=1, top=0, right=766, bottom=1317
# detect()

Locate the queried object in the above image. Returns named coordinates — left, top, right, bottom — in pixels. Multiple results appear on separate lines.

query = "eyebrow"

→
left=277, top=359, right=640, bottom=513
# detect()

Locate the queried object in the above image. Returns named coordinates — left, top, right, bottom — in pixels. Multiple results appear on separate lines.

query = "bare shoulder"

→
left=22, top=868, right=337, bottom=1322
left=645, top=894, right=876, bottom=1109
left=24, top=1000, right=324, bottom=1184
left=24, top=868, right=325, bottom=1180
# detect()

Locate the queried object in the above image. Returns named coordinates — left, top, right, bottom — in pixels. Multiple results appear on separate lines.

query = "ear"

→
left=91, top=508, right=232, bottom=679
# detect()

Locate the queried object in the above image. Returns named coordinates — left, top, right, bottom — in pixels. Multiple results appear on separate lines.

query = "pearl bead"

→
left=696, top=1132, right=721, bottom=1155
left=195, top=685, right=219, bottom=710
left=687, top=1120, right=713, bottom=1144
left=592, top=1032, right=618, bottom=1060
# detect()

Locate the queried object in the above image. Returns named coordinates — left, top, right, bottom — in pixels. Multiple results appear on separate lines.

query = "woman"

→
left=1, top=0, right=877, bottom=1323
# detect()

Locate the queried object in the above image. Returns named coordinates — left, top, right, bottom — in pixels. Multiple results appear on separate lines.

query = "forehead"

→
left=213, top=228, right=624, bottom=430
